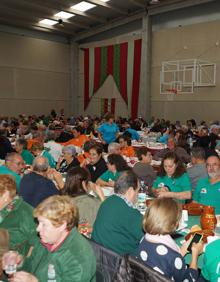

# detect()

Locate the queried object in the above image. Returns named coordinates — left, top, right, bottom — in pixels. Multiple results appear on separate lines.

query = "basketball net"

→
left=166, top=88, right=178, bottom=101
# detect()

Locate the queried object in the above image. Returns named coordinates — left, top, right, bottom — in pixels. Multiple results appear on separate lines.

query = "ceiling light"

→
left=39, top=19, right=57, bottom=26
left=71, top=1, right=96, bottom=12
left=54, top=11, right=74, bottom=19
left=149, top=0, right=160, bottom=4
left=100, top=0, right=110, bottom=2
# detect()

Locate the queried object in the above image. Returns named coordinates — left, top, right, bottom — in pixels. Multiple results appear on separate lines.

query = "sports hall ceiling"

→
left=0, top=0, right=216, bottom=41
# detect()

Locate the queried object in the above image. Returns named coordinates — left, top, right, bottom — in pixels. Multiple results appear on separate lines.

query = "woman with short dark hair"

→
left=96, top=154, right=130, bottom=187
left=86, top=144, right=107, bottom=182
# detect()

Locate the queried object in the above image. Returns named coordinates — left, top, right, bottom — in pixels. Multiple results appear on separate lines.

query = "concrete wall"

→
left=0, top=32, right=70, bottom=116
left=151, top=19, right=220, bottom=123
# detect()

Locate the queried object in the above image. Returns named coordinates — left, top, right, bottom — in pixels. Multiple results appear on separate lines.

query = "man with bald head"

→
left=193, top=155, right=220, bottom=213
left=0, top=152, right=24, bottom=190
left=20, top=156, right=59, bottom=207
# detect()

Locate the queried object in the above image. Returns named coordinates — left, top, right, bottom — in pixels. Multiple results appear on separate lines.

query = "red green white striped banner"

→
left=84, top=39, right=142, bottom=119
left=101, top=98, right=116, bottom=115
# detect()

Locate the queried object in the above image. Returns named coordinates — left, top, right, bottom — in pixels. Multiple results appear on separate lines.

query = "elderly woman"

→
left=138, top=198, right=203, bottom=282
left=62, top=167, right=104, bottom=226
left=96, top=154, right=130, bottom=187
left=56, top=145, right=80, bottom=173
left=0, top=175, right=36, bottom=251
left=2, top=195, right=96, bottom=282
left=86, top=144, right=107, bottom=182
left=152, top=152, right=192, bottom=203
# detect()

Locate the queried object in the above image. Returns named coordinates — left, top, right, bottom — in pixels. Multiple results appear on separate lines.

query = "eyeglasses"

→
left=12, top=161, right=24, bottom=166
left=206, top=163, right=220, bottom=168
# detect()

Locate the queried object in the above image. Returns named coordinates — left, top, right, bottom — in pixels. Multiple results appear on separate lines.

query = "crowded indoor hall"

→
left=0, top=0, right=220, bottom=281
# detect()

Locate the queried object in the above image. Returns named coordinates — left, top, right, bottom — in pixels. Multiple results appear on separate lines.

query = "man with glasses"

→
left=193, top=154, right=220, bottom=213
left=0, top=152, right=24, bottom=191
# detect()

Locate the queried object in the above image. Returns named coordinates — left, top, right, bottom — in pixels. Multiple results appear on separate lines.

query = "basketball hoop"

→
left=166, top=88, right=178, bottom=94
left=166, top=88, right=178, bottom=101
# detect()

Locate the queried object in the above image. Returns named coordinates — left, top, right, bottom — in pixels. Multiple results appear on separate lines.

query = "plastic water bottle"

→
left=48, top=264, right=56, bottom=282
left=140, top=180, right=145, bottom=192
left=188, top=136, right=193, bottom=149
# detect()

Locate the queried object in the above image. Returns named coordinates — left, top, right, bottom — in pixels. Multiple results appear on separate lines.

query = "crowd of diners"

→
left=0, top=111, right=220, bottom=281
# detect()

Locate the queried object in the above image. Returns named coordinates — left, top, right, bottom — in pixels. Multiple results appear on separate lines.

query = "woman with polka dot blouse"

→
left=138, top=198, right=203, bottom=282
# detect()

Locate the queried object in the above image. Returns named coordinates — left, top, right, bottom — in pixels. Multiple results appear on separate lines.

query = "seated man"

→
left=154, top=136, right=190, bottom=164
left=133, top=147, right=156, bottom=188
left=193, top=155, right=220, bottom=214
left=20, top=156, right=60, bottom=207
left=0, top=152, right=24, bottom=191
left=15, top=138, right=34, bottom=165
left=187, top=147, right=208, bottom=192
left=92, top=170, right=144, bottom=255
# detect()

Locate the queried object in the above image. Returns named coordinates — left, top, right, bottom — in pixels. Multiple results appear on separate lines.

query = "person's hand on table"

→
left=88, top=182, right=105, bottom=201
left=108, top=179, right=115, bottom=187
left=8, top=271, right=38, bottom=282
left=153, top=186, right=169, bottom=197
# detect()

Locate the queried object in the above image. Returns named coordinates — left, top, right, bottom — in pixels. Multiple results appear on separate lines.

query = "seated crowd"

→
left=0, top=112, right=220, bottom=281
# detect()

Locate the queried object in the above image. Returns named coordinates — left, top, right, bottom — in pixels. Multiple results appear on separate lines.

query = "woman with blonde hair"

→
left=2, top=195, right=96, bottom=282
left=138, top=198, right=203, bottom=282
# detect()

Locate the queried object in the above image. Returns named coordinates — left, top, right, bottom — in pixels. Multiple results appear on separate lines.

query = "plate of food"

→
left=185, top=225, right=214, bottom=243
left=102, top=186, right=114, bottom=197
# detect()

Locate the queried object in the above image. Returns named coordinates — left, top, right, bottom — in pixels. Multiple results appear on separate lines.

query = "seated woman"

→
left=2, top=195, right=96, bottom=282
left=96, top=154, right=130, bottom=187
left=118, top=135, right=135, bottom=158
left=133, top=147, right=156, bottom=188
left=158, top=127, right=170, bottom=144
left=152, top=152, right=192, bottom=203
left=138, top=198, right=203, bottom=282
left=31, top=142, right=56, bottom=168
left=56, top=145, right=80, bottom=173
left=0, top=175, right=36, bottom=251
left=62, top=167, right=104, bottom=226
left=86, top=144, right=107, bottom=182
left=62, top=126, right=88, bottom=148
